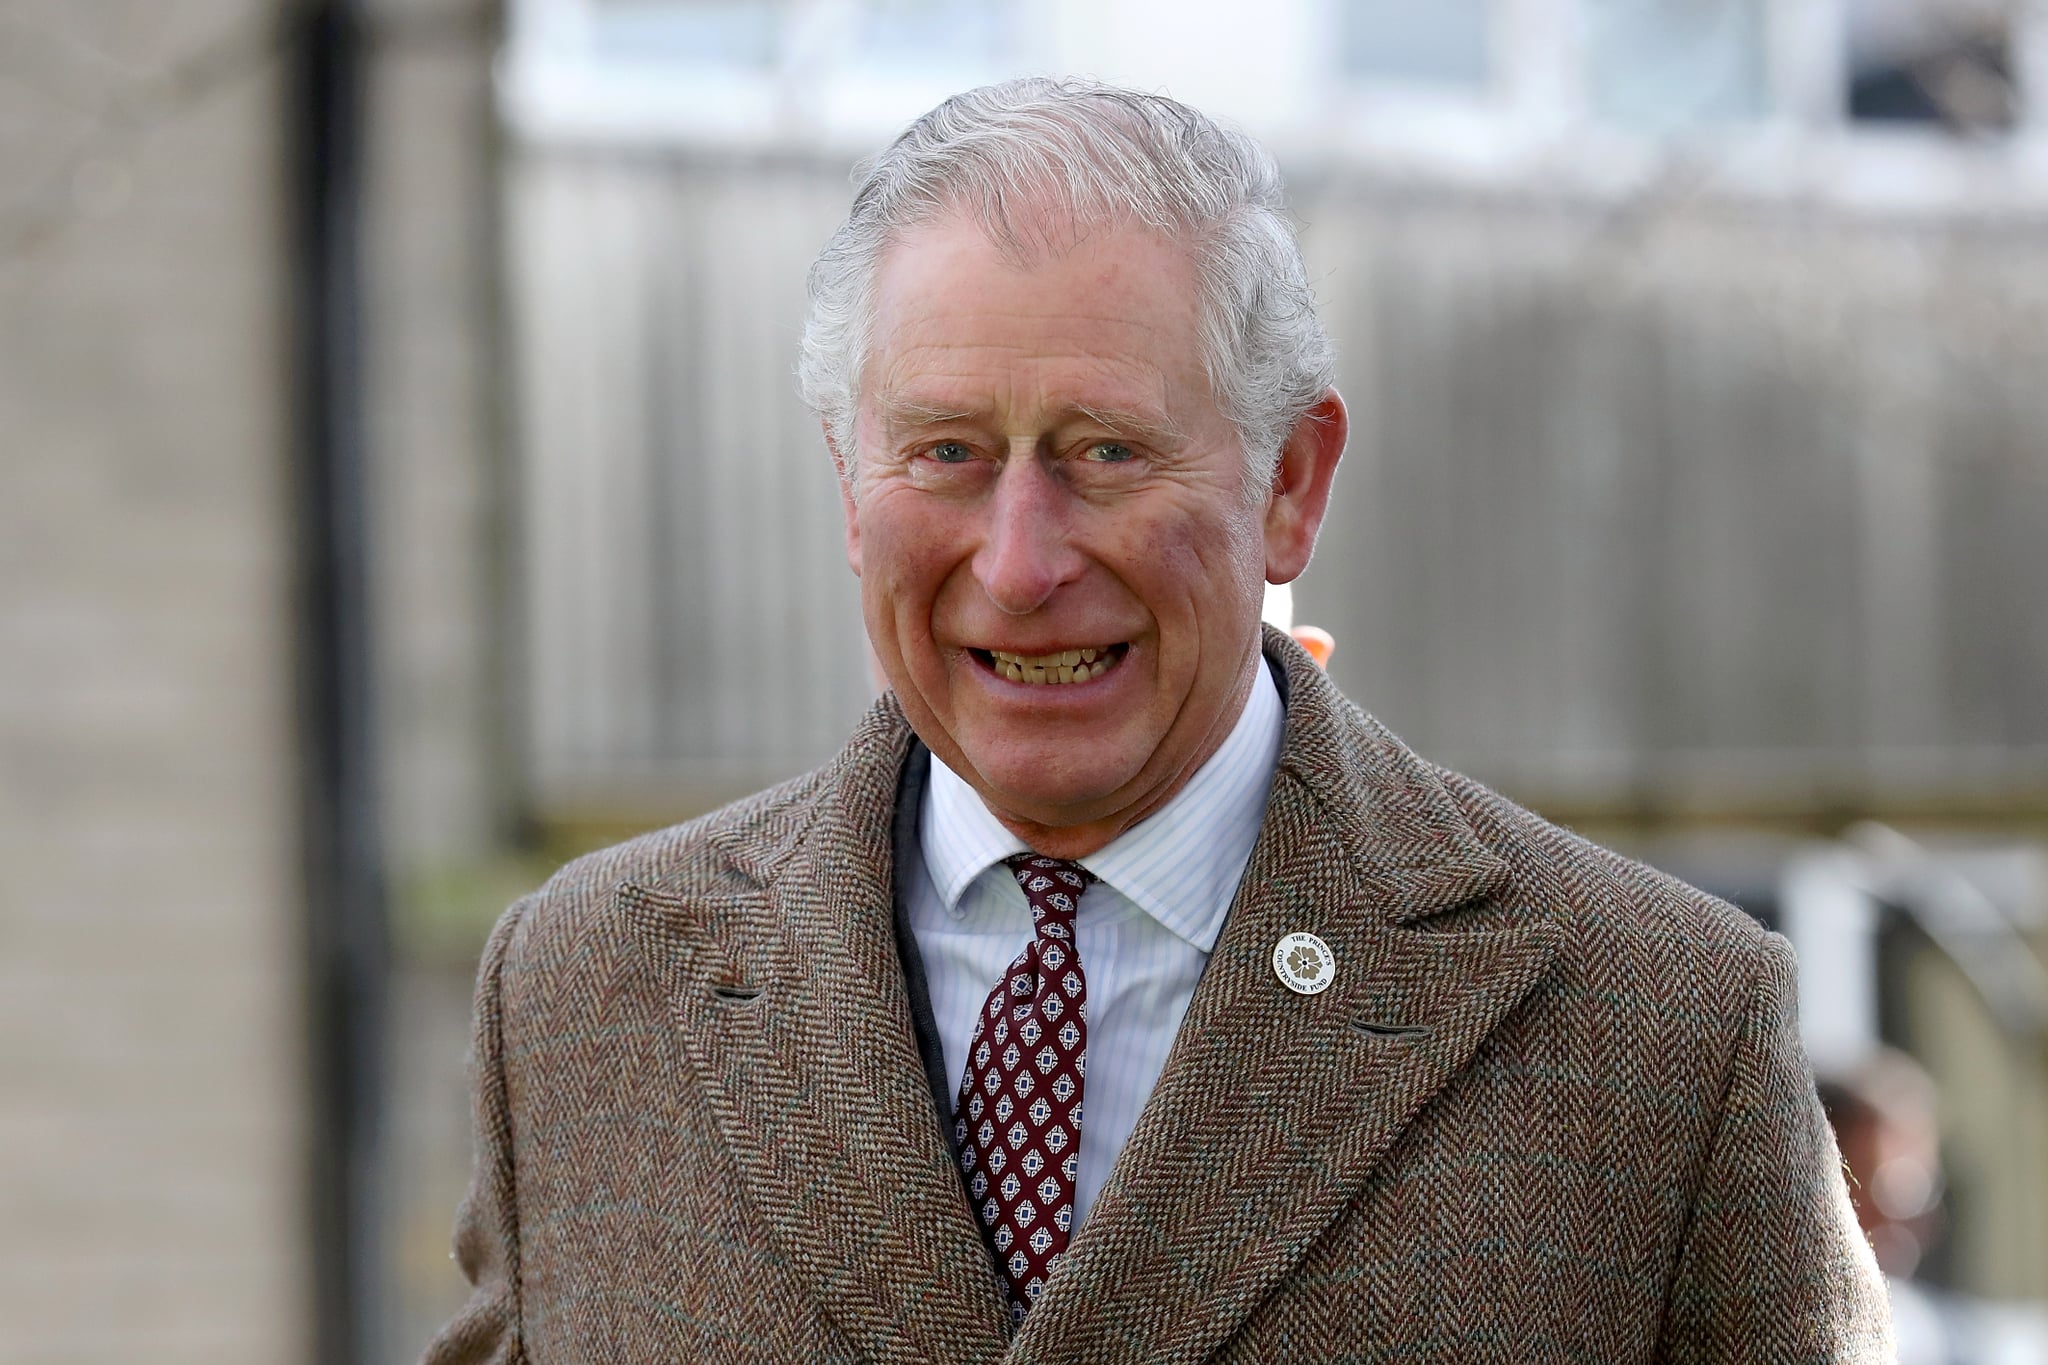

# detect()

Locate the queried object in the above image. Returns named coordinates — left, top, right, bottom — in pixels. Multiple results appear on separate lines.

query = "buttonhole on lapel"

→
left=707, top=981, right=764, bottom=1004
left=1350, top=1017, right=1429, bottom=1041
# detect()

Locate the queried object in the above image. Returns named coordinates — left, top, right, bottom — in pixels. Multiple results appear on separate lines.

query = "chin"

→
left=958, top=742, right=1136, bottom=822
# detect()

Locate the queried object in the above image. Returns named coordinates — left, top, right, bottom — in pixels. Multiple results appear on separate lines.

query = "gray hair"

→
left=797, top=77, right=1335, bottom=496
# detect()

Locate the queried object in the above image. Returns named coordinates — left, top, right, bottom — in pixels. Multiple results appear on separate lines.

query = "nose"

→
left=973, top=457, right=1086, bottom=616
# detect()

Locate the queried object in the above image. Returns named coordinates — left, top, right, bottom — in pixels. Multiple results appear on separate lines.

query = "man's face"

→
left=836, top=211, right=1336, bottom=853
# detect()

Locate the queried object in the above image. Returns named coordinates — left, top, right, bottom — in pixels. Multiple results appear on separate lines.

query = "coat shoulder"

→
left=1269, top=633, right=1775, bottom=1007
left=1433, top=763, right=1776, bottom=1006
left=495, top=694, right=915, bottom=970
left=493, top=764, right=836, bottom=973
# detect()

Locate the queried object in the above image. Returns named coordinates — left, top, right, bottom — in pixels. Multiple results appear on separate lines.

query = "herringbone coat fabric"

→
left=427, top=630, right=1891, bottom=1364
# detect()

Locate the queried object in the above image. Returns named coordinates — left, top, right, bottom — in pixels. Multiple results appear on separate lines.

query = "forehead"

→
left=863, top=211, right=1211, bottom=424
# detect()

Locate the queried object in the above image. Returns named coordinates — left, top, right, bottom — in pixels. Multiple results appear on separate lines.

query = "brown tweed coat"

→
left=427, top=631, right=1891, bottom=1363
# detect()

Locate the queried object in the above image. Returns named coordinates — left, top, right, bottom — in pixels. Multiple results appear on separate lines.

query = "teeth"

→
left=987, top=646, right=1120, bottom=686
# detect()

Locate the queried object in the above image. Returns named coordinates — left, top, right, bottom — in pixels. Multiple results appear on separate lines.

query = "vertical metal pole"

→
left=288, top=1, right=389, bottom=1361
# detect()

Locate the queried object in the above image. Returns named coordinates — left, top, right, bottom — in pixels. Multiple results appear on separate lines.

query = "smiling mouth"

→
left=971, top=644, right=1128, bottom=686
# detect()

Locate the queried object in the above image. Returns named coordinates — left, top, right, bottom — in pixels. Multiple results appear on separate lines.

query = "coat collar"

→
left=618, top=703, right=1013, bottom=1364
left=1006, top=630, right=1561, bottom=1362
left=621, top=627, right=1559, bottom=1363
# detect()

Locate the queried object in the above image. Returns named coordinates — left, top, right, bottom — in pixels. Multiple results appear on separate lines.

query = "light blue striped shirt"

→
left=909, top=662, right=1285, bottom=1231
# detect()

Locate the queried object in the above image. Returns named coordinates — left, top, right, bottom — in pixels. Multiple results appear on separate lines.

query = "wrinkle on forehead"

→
left=856, top=210, right=1229, bottom=471
left=909, top=188, right=1159, bottom=270
left=871, top=207, right=1199, bottom=328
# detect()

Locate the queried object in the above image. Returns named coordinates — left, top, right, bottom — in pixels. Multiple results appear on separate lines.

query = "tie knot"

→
left=1004, top=854, right=1094, bottom=929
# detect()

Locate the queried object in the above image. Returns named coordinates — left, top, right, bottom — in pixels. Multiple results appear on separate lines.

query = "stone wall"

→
left=0, top=2, right=308, bottom=1359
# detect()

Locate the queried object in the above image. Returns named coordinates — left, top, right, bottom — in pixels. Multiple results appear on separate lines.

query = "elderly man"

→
left=428, top=79, right=1889, bottom=1362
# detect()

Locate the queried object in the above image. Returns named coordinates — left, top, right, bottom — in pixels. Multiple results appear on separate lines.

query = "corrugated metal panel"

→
left=508, top=152, right=873, bottom=810
left=1296, top=194, right=2048, bottom=808
left=507, top=149, right=2048, bottom=817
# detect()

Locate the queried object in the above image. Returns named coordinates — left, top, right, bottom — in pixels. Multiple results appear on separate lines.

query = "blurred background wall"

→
left=1, top=0, right=500, bottom=1359
left=0, top=2, right=309, bottom=1359
left=5, top=0, right=2047, bottom=1361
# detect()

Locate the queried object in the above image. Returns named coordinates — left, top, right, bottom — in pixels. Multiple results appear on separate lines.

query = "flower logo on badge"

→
left=1272, top=932, right=1335, bottom=995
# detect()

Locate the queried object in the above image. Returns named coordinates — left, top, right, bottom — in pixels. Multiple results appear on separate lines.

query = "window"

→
left=1342, top=0, right=1492, bottom=88
left=1847, top=0, right=2020, bottom=135
left=578, top=0, right=1006, bottom=70
left=852, top=0, right=1008, bottom=67
left=1584, top=0, right=1772, bottom=131
left=585, top=0, right=781, bottom=67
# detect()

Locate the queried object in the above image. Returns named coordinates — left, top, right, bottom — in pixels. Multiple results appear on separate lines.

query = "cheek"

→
left=858, top=496, right=947, bottom=582
left=856, top=502, right=967, bottom=643
left=1133, top=512, right=1266, bottom=616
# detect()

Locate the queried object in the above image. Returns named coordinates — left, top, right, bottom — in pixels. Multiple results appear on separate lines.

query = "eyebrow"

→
left=872, top=395, right=1189, bottom=447
left=1072, top=403, right=1188, bottom=446
left=874, top=397, right=979, bottom=432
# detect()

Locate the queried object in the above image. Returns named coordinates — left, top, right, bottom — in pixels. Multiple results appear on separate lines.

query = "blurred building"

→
left=505, top=0, right=2048, bottom=822
left=491, top=0, right=2048, bottom=1353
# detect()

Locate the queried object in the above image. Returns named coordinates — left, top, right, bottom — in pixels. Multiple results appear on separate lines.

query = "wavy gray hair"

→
left=797, top=77, right=1335, bottom=497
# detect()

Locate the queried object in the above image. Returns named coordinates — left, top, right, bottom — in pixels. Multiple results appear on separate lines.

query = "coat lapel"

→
left=1010, top=636, right=1562, bottom=1363
left=619, top=703, right=1010, bottom=1364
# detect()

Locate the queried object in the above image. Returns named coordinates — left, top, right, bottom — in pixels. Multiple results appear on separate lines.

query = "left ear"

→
left=1262, top=389, right=1348, bottom=585
left=824, top=420, right=863, bottom=577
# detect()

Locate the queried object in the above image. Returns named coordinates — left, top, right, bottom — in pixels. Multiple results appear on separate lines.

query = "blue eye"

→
left=1087, top=442, right=1134, bottom=463
left=928, top=441, right=973, bottom=464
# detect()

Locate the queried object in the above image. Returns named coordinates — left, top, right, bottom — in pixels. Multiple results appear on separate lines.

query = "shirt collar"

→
left=920, top=661, right=1285, bottom=953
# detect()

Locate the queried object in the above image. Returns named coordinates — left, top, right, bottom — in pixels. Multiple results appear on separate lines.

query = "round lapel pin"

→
left=1273, top=932, right=1335, bottom=995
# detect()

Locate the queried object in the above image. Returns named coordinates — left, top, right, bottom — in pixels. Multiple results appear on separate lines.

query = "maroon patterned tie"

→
left=954, top=853, right=1094, bottom=1324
